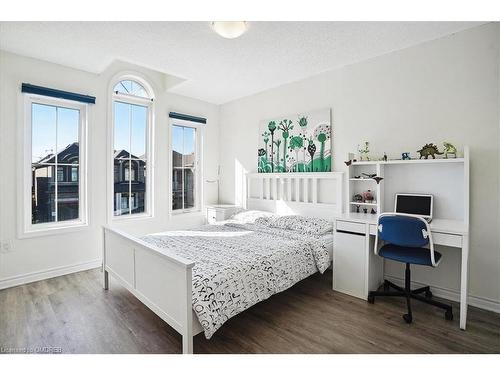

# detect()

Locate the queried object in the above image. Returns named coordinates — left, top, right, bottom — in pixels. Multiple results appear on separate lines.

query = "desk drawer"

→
left=433, top=232, right=462, bottom=247
left=336, top=220, right=365, bottom=235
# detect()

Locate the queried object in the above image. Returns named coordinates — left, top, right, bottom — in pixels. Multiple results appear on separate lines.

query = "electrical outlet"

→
left=0, top=240, right=13, bottom=254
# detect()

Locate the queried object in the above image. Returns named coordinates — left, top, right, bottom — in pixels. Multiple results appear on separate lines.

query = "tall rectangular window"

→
left=25, top=96, right=87, bottom=233
left=171, top=124, right=198, bottom=211
left=113, top=101, right=149, bottom=217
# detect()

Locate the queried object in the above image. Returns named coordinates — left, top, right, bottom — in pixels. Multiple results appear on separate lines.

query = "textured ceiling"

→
left=0, top=22, right=484, bottom=104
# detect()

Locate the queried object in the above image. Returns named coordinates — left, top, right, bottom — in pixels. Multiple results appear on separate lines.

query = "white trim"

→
left=19, top=94, right=88, bottom=238
left=107, top=73, right=155, bottom=223
left=169, top=118, right=203, bottom=215
left=0, top=259, right=101, bottom=291
left=385, top=275, right=500, bottom=314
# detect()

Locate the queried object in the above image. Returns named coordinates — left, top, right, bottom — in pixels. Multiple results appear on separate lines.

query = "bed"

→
left=102, top=172, right=343, bottom=353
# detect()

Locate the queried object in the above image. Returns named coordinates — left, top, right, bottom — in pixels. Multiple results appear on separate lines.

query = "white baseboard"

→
left=385, top=275, right=500, bottom=314
left=0, top=259, right=102, bottom=290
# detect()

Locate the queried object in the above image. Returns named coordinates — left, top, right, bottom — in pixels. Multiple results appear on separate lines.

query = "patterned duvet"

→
left=141, top=222, right=331, bottom=339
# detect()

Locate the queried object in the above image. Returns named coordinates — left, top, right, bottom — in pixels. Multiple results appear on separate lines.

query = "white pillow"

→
left=229, top=209, right=276, bottom=224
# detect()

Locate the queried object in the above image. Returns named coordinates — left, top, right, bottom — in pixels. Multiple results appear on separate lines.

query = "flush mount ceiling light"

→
left=211, top=21, right=248, bottom=39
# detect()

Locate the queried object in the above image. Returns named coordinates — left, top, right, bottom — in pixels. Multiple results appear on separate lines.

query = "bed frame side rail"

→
left=102, top=226, right=195, bottom=354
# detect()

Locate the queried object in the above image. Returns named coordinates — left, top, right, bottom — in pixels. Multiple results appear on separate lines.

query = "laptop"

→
left=394, top=193, right=433, bottom=223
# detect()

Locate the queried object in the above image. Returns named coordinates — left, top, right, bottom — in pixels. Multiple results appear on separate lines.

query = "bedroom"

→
left=1, top=1, right=499, bottom=372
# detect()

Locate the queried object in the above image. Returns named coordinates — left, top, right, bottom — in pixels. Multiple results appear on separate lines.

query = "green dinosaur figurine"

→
left=417, top=143, right=444, bottom=159
left=443, top=142, right=457, bottom=158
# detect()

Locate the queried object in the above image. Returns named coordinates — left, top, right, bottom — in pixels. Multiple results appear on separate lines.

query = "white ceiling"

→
left=0, top=22, right=484, bottom=104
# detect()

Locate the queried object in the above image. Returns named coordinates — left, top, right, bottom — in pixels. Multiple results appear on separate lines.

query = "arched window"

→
left=111, top=76, right=153, bottom=217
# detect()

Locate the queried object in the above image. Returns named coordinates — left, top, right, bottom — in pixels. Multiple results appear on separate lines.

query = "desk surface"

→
left=334, top=213, right=468, bottom=235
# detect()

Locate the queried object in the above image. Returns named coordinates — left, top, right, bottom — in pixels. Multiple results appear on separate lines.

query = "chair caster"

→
left=425, top=290, right=433, bottom=299
left=367, top=294, right=375, bottom=304
left=383, top=280, right=390, bottom=292
left=403, top=314, right=413, bottom=324
left=445, top=309, right=453, bottom=321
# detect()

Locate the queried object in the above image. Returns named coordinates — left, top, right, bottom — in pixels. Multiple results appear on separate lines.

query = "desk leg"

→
left=460, top=235, right=469, bottom=330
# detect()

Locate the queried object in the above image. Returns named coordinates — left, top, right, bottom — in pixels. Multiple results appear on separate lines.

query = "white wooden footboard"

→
left=102, top=226, right=199, bottom=354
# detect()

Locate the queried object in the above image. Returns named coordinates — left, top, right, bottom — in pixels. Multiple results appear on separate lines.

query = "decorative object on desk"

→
left=362, top=189, right=374, bottom=203
left=362, top=173, right=376, bottom=178
left=363, top=208, right=368, bottom=214
left=353, top=194, right=363, bottom=203
left=357, top=141, right=370, bottom=161
left=401, top=152, right=411, bottom=160
left=417, top=143, right=444, bottom=159
left=443, top=142, right=457, bottom=158
left=258, top=108, right=331, bottom=173
left=383, top=152, right=388, bottom=162
left=344, top=160, right=352, bottom=166
left=371, top=208, right=377, bottom=214
left=372, top=176, right=384, bottom=184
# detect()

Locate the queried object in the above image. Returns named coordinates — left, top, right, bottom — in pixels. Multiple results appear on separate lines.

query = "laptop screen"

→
left=395, top=194, right=433, bottom=217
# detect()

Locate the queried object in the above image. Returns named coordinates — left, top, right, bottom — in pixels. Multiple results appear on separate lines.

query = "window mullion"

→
left=128, top=103, right=132, bottom=215
left=54, top=106, right=59, bottom=222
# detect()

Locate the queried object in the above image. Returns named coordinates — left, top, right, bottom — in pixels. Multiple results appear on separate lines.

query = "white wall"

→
left=0, top=51, right=220, bottom=287
left=218, top=23, right=500, bottom=308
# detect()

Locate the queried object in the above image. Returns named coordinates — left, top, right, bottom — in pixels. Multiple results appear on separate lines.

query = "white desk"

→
left=333, top=213, right=469, bottom=330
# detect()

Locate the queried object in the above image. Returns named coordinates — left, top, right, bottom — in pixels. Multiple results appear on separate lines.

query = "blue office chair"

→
left=368, top=213, right=453, bottom=323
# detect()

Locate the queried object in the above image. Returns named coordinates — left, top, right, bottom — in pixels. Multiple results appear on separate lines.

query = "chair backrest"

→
left=377, top=213, right=429, bottom=248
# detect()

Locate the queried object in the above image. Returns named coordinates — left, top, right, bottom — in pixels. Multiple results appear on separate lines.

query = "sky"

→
left=32, top=101, right=195, bottom=164
left=32, top=103, right=79, bottom=163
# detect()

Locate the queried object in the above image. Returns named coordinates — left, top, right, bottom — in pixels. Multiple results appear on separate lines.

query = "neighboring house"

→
left=32, top=142, right=80, bottom=223
left=113, top=149, right=146, bottom=215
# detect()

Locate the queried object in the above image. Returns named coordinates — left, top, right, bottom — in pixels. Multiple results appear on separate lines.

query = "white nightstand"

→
left=206, top=205, right=241, bottom=224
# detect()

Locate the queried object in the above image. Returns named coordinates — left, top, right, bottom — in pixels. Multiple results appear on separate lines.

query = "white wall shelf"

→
left=350, top=202, right=377, bottom=206
left=352, top=157, right=465, bottom=166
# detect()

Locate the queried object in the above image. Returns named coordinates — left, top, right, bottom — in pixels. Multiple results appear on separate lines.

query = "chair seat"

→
left=379, top=244, right=442, bottom=266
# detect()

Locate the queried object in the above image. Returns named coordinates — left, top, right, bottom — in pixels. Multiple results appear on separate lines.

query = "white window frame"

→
left=20, top=94, right=88, bottom=237
left=108, top=74, right=154, bottom=222
left=169, top=118, right=203, bottom=215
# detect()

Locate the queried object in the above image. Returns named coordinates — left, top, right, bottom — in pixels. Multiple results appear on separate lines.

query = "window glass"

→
left=31, top=102, right=80, bottom=225
left=113, top=99, right=148, bottom=217
left=172, top=125, right=197, bottom=211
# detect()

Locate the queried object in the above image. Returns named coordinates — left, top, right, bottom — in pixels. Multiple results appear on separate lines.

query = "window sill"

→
left=112, top=213, right=153, bottom=222
left=170, top=209, right=202, bottom=216
left=19, top=221, right=89, bottom=239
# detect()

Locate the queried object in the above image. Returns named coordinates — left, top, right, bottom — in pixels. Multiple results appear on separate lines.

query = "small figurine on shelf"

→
left=417, top=143, right=443, bottom=159
left=371, top=208, right=377, bottom=214
left=372, top=176, right=384, bottom=184
left=353, top=194, right=363, bottom=203
left=355, top=205, right=361, bottom=213
left=362, top=190, right=374, bottom=204
left=362, top=173, right=376, bottom=178
left=383, top=153, right=388, bottom=162
left=402, top=152, right=410, bottom=160
left=357, top=141, right=370, bottom=161
left=363, top=208, right=368, bottom=214
left=443, top=142, right=457, bottom=158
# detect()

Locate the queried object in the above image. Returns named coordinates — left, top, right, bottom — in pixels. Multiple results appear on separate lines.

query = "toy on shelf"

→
left=371, top=208, right=377, bottom=214
left=383, top=153, right=388, bottom=162
left=344, top=160, right=352, bottom=166
left=362, top=190, right=374, bottom=203
left=417, top=143, right=444, bottom=159
left=362, top=173, right=376, bottom=178
left=402, top=152, right=411, bottom=160
left=357, top=141, right=370, bottom=161
left=443, top=142, right=457, bottom=158
left=353, top=194, right=363, bottom=203
left=372, top=176, right=384, bottom=184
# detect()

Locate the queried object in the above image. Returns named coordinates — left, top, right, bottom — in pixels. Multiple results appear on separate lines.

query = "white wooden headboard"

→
left=246, top=172, right=344, bottom=220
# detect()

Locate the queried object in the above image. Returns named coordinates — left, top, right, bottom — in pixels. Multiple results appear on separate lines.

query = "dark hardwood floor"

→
left=0, top=268, right=499, bottom=354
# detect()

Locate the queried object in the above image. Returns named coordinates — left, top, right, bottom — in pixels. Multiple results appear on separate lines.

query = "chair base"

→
left=368, top=263, right=453, bottom=323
